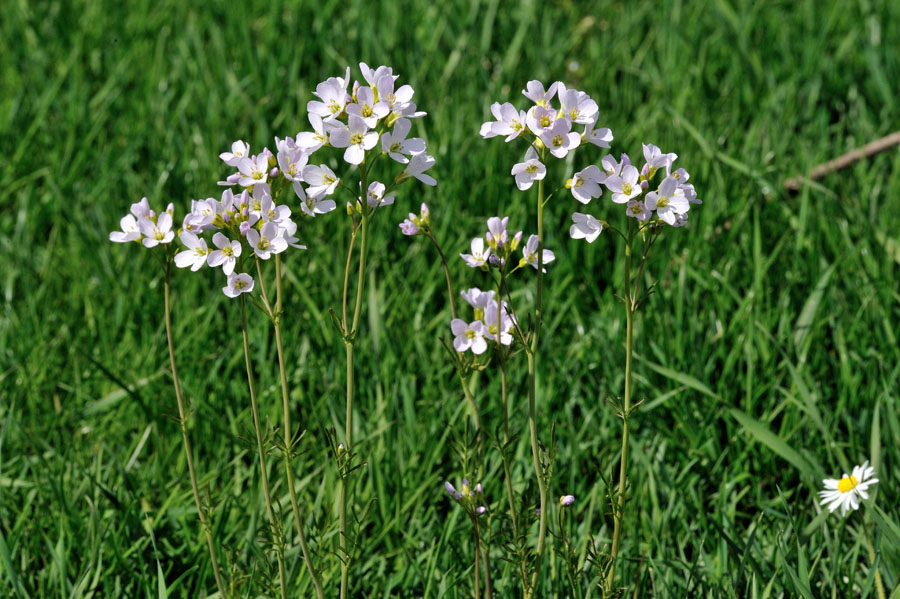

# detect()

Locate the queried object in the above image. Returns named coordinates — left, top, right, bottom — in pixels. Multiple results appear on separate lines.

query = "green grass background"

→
left=2, top=0, right=900, bottom=596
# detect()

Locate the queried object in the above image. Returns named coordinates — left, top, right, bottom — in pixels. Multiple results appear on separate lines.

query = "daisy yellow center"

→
left=838, top=475, right=858, bottom=493
left=621, top=182, right=633, bottom=195
left=350, top=133, right=364, bottom=145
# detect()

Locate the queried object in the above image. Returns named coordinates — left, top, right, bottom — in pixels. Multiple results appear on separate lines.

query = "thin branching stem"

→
left=272, top=255, right=325, bottom=599
left=526, top=149, right=549, bottom=598
left=239, top=294, right=287, bottom=599
left=163, top=257, right=227, bottom=599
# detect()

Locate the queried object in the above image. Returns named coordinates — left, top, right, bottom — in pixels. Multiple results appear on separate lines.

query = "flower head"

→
left=174, top=231, right=209, bottom=271
left=521, top=234, right=555, bottom=272
left=511, top=147, right=546, bottom=191
left=450, top=319, right=487, bottom=354
left=819, top=461, right=878, bottom=516
left=223, top=272, right=254, bottom=298
left=460, top=238, right=489, bottom=268
left=569, top=212, right=603, bottom=243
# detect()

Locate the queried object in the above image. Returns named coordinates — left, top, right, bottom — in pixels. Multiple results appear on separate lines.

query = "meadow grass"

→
left=2, top=0, right=900, bottom=596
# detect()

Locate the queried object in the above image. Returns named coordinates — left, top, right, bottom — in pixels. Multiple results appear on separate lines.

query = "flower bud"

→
left=489, top=254, right=502, bottom=267
left=560, top=495, right=575, bottom=507
left=640, top=179, right=649, bottom=190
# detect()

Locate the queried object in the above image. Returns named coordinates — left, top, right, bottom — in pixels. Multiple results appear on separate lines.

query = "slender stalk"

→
left=340, top=202, right=370, bottom=599
left=458, top=374, right=485, bottom=440
left=605, top=222, right=635, bottom=595
left=427, top=231, right=457, bottom=320
left=482, top=533, right=494, bottom=599
left=163, top=259, right=227, bottom=599
left=526, top=155, right=549, bottom=597
left=239, top=295, right=287, bottom=599
left=473, top=517, right=482, bottom=599
left=272, top=255, right=325, bottom=599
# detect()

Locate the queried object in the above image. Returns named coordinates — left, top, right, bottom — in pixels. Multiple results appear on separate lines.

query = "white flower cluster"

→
left=460, top=216, right=555, bottom=273
left=570, top=144, right=702, bottom=242
left=111, top=63, right=438, bottom=298
left=450, top=287, right=515, bottom=354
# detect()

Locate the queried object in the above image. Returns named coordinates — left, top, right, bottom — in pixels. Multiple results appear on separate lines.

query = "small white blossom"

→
left=522, top=234, right=554, bottom=271
left=296, top=114, right=330, bottom=153
left=625, top=200, right=651, bottom=222
left=109, top=214, right=141, bottom=243
left=303, top=164, right=341, bottom=198
left=363, top=181, right=394, bottom=207
left=492, top=102, right=527, bottom=141
left=511, top=147, right=546, bottom=191
left=646, top=176, right=689, bottom=225
left=174, top=231, right=209, bottom=271
left=330, top=115, right=379, bottom=165
left=605, top=164, right=641, bottom=204
left=346, top=86, right=389, bottom=129
left=526, top=105, right=557, bottom=135
left=247, top=222, right=287, bottom=260
left=207, top=232, right=242, bottom=275
left=569, top=213, right=603, bottom=243
left=399, top=152, right=436, bottom=186
left=219, top=140, right=250, bottom=167
left=584, top=122, right=613, bottom=148
left=138, top=212, right=174, bottom=248
left=522, top=80, right=559, bottom=108
left=237, top=155, right=269, bottom=187
left=540, top=118, right=580, bottom=159
left=460, top=238, right=489, bottom=268
left=568, top=165, right=605, bottom=204
left=277, top=147, right=308, bottom=183
left=557, top=84, right=598, bottom=124
left=450, top=319, right=488, bottom=354
left=223, top=272, right=254, bottom=298
left=381, top=118, right=426, bottom=163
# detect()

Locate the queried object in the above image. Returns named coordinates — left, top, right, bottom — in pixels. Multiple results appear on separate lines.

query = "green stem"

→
left=526, top=155, right=548, bottom=598
left=605, top=221, right=635, bottom=595
left=427, top=231, right=457, bottom=320
left=273, top=255, right=325, bottom=599
left=239, top=295, right=287, bottom=599
left=473, top=516, right=482, bottom=599
left=340, top=202, right=370, bottom=599
left=163, top=260, right=227, bottom=599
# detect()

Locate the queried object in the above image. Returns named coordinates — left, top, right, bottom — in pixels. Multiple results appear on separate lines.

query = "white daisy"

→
left=818, top=461, right=878, bottom=516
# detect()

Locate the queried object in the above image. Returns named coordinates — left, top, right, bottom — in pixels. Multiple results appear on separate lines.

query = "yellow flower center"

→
left=838, top=475, right=858, bottom=493
left=540, top=115, right=551, bottom=127
left=328, top=99, right=341, bottom=114
left=573, top=176, right=584, bottom=188
left=552, top=134, right=564, bottom=147
left=390, top=142, right=402, bottom=153
left=361, top=105, right=373, bottom=117
left=465, top=329, right=476, bottom=340
left=656, top=197, right=670, bottom=209
left=350, top=133, right=364, bottom=145
left=258, top=237, right=270, bottom=250
left=526, top=164, right=538, bottom=174
left=621, top=182, right=633, bottom=195
left=630, top=204, right=643, bottom=215
left=223, top=247, right=234, bottom=257
left=512, top=121, right=522, bottom=131
left=234, top=280, right=247, bottom=290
